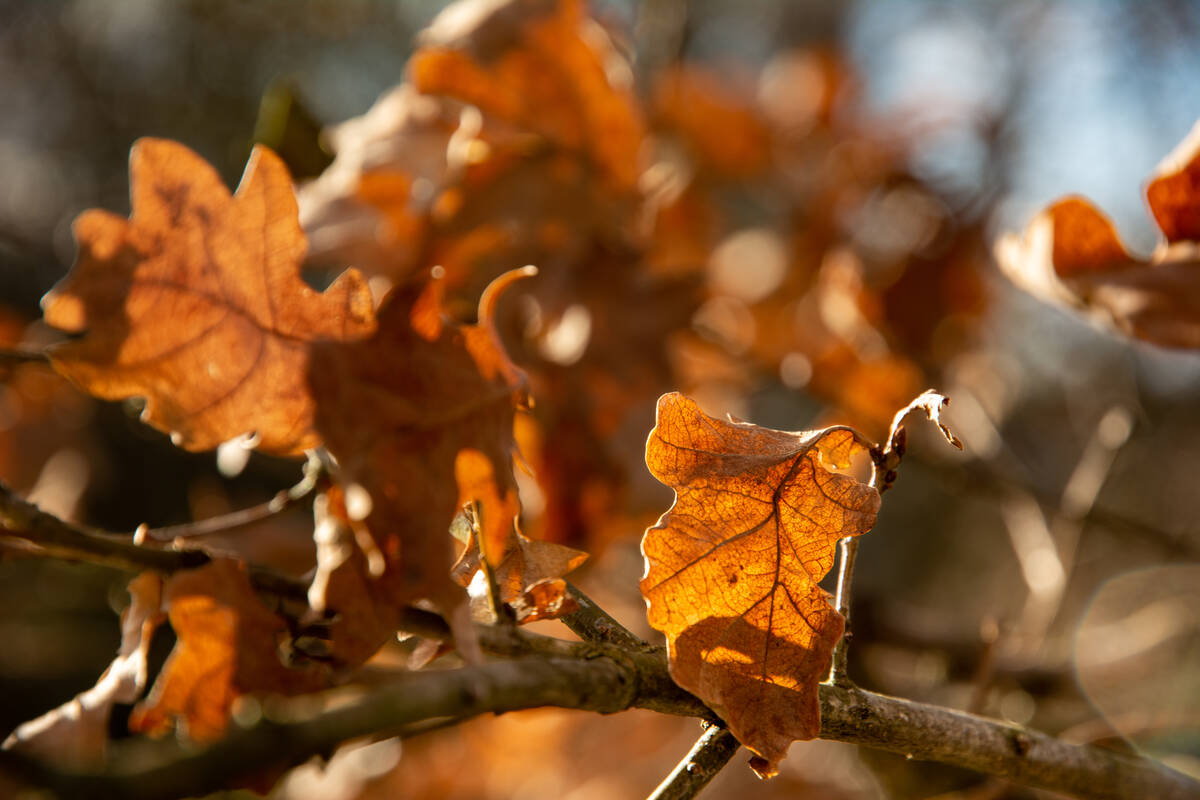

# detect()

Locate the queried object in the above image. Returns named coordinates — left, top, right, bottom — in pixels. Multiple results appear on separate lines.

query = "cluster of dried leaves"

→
left=997, top=120, right=1200, bottom=349
left=8, top=0, right=1199, bottom=793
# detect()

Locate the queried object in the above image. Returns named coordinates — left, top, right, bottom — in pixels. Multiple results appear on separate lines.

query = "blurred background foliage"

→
left=1, top=1, right=1198, bottom=798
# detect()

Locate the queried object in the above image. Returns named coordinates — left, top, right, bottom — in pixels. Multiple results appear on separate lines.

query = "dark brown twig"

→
left=647, top=725, right=741, bottom=800
left=0, top=480, right=310, bottom=601
left=561, top=581, right=648, bottom=649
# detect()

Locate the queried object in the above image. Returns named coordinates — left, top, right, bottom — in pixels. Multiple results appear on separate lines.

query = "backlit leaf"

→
left=42, top=139, right=375, bottom=455
left=640, top=392, right=880, bottom=776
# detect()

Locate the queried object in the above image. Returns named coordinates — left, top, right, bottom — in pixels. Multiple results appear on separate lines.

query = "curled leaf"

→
left=42, top=139, right=376, bottom=455
left=886, top=389, right=963, bottom=454
left=996, top=120, right=1200, bottom=349
left=640, top=392, right=880, bottom=776
left=3, top=572, right=163, bottom=768
left=309, top=268, right=534, bottom=632
left=130, top=559, right=326, bottom=741
left=410, top=0, right=644, bottom=191
left=451, top=514, right=587, bottom=624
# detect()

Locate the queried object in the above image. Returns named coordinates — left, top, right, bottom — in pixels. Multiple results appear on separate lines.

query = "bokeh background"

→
left=1, top=1, right=1199, bottom=798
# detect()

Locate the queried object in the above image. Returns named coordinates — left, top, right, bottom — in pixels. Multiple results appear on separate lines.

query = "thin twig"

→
left=1, top=637, right=1194, bottom=800
left=830, top=394, right=961, bottom=686
left=561, top=581, right=648, bottom=649
left=828, top=535, right=861, bottom=687
left=468, top=501, right=509, bottom=623
left=144, top=454, right=326, bottom=541
left=0, top=480, right=310, bottom=602
left=0, top=348, right=49, bottom=367
left=647, top=725, right=740, bottom=800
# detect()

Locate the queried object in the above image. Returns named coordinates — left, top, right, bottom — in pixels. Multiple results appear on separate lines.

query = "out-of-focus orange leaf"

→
left=653, top=66, right=771, bottom=178
left=997, top=121, right=1200, bottom=349
left=641, top=392, right=880, bottom=777
left=299, top=85, right=461, bottom=276
left=1147, top=122, right=1200, bottom=244
left=42, top=139, right=376, bottom=455
left=309, top=269, right=532, bottom=630
left=3, top=572, right=163, bottom=767
left=410, top=0, right=644, bottom=192
left=130, top=559, right=326, bottom=741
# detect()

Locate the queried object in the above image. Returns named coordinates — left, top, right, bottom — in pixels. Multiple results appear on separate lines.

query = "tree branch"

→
left=2, top=482, right=1196, bottom=800
left=647, top=725, right=741, bottom=800
left=1, top=622, right=1195, bottom=800
left=0, top=480, right=311, bottom=602
left=0, top=347, right=49, bottom=372
left=142, top=456, right=324, bottom=542
left=562, top=580, right=648, bottom=649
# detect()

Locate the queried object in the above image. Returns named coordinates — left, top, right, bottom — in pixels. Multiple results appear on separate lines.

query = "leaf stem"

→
left=647, top=725, right=740, bottom=800
left=828, top=535, right=860, bottom=687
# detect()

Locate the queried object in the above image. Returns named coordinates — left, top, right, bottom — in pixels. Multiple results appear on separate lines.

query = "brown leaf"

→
left=653, top=66, right=771, bottom=178
left=409, top=0, right=644, bottom=191
left=3, top=572, right=163, bottom=767
left=640, top=392, right=880, bottom=776
left=309, top=268, right=533, bottom=625
left=996, top=121, right=1200, bottom=350
left=130, top=559, right=326, bottom=741
left=42, top=139, right=376, bottom=455
left=298, top=85, right=461, bottom=276
left=451, top=514, right=587, bottom=623
left=509, top=578, right=578, bottom=624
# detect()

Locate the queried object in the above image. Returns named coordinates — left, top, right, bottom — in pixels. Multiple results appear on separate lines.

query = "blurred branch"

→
left=143, top=453, right=326, bottom=541
left=0, top=479, right=310, bottom=601
left=0, top=348, right=48, bottom=366
left=920, top=454, right=1200, bottom=559
left=1, top=626, right=1195, bottom=800
left=0, top=480, right=209, bottom=574
left=2, top=480, right=1196, bottom=800
left=648, top=725, right=741, bottom=800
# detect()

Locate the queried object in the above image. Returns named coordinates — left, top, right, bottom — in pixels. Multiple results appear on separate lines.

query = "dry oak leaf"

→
left=309, top=268, right=532, bottom=624
left=652, top=66, right=772, bottom=178
left=997, top=120, right=1200, bottom=349
left=42, top=138, right=375, bottom=455
left=641, top=392, right=881, bottom=777
left=452, top=513, right=587, bottom=623
left=3, top=572, right=163, bottom=768
left=130, top=558, right=326, bottom=741
left=410, top=0, right=644, bottom=191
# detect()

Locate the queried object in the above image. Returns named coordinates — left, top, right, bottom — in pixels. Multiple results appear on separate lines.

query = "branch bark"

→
left=648, top=725, right=741, bottom=800
left=2, top=482, right=1196, bottom=800
left=1, top=622, right=1195, bottom=800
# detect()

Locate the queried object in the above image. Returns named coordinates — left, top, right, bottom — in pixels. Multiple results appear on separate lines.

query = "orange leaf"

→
left=640, top=392, right=880, bottom=777
left=509, top=578, right=578, bottom=624
left=309, top=268, right=533, bottom=623
left=42, top=139, right=375, bottom=455
left=997, top=120, right=1200, bottom=349
left=409, top=0, right=644, bottom=191
left=653, top=66, right=771, bottom=178
left=130, top=559, right=325, bottom=741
